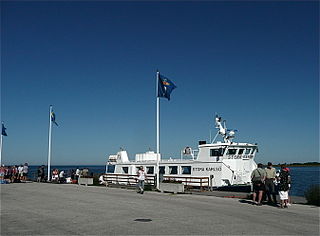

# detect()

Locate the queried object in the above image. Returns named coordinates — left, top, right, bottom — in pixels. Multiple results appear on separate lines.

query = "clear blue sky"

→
left=1, top=1, right=319, bottom=165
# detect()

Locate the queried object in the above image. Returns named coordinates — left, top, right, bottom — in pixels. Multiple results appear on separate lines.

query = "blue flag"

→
left=158, top=74, right=177, bottom=100
left=51, top=112, right=58, bottom=126
left=2, top=123, right=7, bottom=136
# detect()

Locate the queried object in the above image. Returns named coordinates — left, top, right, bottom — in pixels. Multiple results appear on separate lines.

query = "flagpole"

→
left=0, top=132, right=3, bottom=166
left=156, top=71, right=160, bottom=190
left=47, top=105, right=53, bottom=182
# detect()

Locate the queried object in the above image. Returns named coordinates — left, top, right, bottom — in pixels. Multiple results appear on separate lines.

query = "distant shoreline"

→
left=273, top=163, right=320, bottom=167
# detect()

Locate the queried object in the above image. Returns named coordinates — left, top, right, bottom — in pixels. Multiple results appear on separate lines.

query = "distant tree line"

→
left=274, top=162, right=320, bottom=167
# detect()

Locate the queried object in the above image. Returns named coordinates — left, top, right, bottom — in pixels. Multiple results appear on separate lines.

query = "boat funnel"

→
left=199, top=140, right=206, bottom=145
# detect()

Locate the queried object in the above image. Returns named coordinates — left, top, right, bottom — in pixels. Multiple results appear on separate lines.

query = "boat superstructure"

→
left=106, top=115, right=257, bottom=188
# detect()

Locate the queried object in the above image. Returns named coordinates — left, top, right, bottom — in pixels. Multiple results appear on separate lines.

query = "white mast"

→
left=156, top=71, right=160, bottom=190
left=0, top=122, right=7, bottom=166
left=0, top=129, right=3, bottom=166
left=213, top=115, right=237, bottom=143
left=47, top=105, right=53, bottom=182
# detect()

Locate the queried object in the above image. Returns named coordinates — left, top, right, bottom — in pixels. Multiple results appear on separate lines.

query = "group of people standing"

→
left=35, top=166, right=63, bottom=183
left=251, top=162, right=291, bottom=208
left=49, top=167, right=91, bottom=183
left=51, top=168, right=65, bottom=183
left=1, top=165, right=92, bottom=184
left=0, top=163, right=29, bottom=183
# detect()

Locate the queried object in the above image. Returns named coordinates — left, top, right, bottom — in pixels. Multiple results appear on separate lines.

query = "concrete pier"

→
left=1, top=183, right=319, bottom=235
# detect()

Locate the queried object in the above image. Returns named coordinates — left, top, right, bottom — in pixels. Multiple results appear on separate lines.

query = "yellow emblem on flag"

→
left=162, top=81, right=170, bottom=86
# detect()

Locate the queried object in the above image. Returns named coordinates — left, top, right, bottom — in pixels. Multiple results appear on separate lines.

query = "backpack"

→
left=252, top=169, right=263, bottom=183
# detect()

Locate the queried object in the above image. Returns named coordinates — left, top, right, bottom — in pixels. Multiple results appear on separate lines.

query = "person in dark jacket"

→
left=278, top=165, right=291, bottom=208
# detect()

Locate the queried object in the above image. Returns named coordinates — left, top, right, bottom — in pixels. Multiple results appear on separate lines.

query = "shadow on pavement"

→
left=238, top=199, right=256, bottom=205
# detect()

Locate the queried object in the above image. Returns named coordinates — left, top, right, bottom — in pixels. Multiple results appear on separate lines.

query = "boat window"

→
left=210, top=148, right=225, bottom=157
left=159, top=166, right=165, bottom=174
left=146, top=166, right=154, bottom=174
left=238, top=149, right=244, bottom=155
left=227, top=149, right=237, bottom=155
left=169, top=166, right=178, bottom=175
left=182, top=166, right=191, bottom=175
left=251, top=148, right=256, bottom=154
left=122, top=167, right=128, bottom=174
left=106, top=165, right=115, bottom=173
left=245, top=149, right=251, bottom=154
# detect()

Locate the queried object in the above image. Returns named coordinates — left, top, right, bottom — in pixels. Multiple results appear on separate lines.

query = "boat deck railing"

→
left=162, top=175, right=209, bottom=191
left=102, top=173, right=156, bottom=187
left=102, top=173, right=210, bottom=191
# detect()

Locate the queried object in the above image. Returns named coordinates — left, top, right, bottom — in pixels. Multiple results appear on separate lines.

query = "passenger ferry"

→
left=106, top=115, right=258, bottom=189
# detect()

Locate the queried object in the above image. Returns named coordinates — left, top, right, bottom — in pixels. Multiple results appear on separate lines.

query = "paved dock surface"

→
left=1, top=183, right=319, bottom=235
left=192, top=190, right=307, bottom=204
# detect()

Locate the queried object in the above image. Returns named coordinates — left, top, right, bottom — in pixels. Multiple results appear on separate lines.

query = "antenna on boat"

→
left=212, top=115, right=222, bottom=143
left=212, top=114, right=237, bottom=143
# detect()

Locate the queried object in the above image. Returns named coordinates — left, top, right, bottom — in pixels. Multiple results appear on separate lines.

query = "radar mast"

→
left=211, top=115, right=237, bottom=143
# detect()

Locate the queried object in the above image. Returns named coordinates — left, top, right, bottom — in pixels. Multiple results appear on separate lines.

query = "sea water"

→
left=286, top=166, right=320, bottom=196
left=26, top=165, right=319, bottom=197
